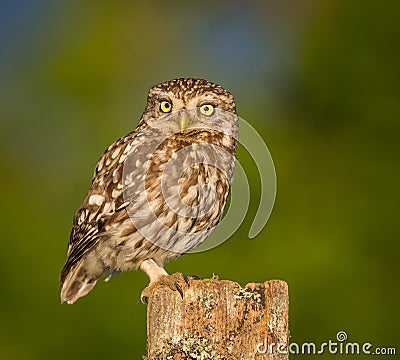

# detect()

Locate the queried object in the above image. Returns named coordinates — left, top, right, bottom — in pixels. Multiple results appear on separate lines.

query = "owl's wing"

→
left=60, top=131, right=137, bottom=285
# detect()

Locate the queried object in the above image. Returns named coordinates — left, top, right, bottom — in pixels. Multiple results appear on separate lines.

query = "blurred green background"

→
left=1, top=1, right=399, bottom=358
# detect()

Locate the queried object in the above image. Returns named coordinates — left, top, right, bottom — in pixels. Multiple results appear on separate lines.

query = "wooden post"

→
left=146, top=277, right=289, bottom=359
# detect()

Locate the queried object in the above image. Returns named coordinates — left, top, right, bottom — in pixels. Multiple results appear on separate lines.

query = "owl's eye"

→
left=199, top=104, right=214, bottom=116
left=160, top=100, right=172, bottom=113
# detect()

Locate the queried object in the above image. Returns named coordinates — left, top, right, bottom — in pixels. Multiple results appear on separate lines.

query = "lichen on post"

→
left=145, top=277, right=289, bottom=359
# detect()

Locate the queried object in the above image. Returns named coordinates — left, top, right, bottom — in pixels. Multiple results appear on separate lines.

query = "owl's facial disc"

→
left=151, top=92, right=222, bottom=133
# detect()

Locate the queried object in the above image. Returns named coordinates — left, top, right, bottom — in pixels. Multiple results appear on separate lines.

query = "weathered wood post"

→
left=146, top=278, right=289, bottom=359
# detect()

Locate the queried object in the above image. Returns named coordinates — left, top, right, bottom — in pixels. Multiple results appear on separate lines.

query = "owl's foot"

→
left=140, top=272, right=191, bottom=304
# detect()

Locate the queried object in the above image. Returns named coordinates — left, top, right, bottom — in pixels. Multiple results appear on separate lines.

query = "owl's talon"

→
left=182, top=273, right=190, bottom=287
left=140, top=272, right=189, bottom=303
left=140, top=286, right=152, bottom=304
left=175, top=282, right=184, bottom=299
left=189, top=275, right=200, bottom=280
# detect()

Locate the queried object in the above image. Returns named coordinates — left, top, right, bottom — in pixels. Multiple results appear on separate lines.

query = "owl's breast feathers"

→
left=60, top=127, right=237, bottom=286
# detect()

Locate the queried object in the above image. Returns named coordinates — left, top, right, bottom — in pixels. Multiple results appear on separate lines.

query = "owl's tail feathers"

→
left=60, top=254, right=104, bottom=305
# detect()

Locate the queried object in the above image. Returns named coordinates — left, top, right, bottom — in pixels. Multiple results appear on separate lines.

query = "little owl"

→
left=60, top=78, right=238, bottom=304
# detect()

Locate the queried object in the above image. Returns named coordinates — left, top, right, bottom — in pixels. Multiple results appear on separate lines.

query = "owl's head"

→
left=139, top=78, right=237, bottom=137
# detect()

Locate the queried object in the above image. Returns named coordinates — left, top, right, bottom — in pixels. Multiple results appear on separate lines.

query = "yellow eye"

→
left=199, top=104, right=214, bottom=116
left=160, top=100, right=172, bottom=113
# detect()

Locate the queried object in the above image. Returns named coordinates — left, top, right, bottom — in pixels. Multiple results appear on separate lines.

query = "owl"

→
left=60, top=78, right=238, bottom=304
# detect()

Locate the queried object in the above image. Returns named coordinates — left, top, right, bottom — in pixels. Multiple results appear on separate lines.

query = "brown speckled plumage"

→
left=60, top=78, right=238, bottom=304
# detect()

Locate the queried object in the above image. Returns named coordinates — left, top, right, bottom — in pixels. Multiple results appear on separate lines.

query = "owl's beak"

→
left=178, top=112, right=190, bottom=133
